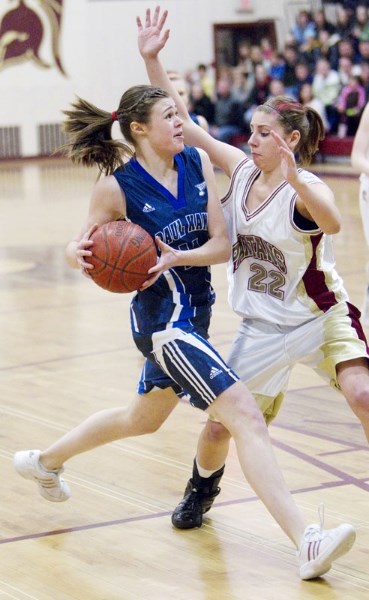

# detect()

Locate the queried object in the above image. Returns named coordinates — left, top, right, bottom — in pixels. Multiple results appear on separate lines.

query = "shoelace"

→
left=303, top=503, right=325, bottom=542
left=179, top=490, right=203, bottom=514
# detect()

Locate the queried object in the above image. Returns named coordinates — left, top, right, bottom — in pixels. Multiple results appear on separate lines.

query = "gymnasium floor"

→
left=0, top=156, right=368, bottom=599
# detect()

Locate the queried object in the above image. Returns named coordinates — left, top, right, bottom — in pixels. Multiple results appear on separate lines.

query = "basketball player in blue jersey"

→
left=137, top=4, right=369, bottom=557
left=14, top=34, right=355, bottom=580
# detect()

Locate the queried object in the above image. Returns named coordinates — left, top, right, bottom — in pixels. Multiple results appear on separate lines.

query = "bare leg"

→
left=195, top=420, right=231, bottom=471
left=337, top=357, right=369, bottom=443
left=209, top=381, right=305, bottom=547
left=40, top=388, right=178, bottom=471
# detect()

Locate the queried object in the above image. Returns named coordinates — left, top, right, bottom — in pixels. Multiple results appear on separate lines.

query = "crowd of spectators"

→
left=181, top=3, right=369, bottom=145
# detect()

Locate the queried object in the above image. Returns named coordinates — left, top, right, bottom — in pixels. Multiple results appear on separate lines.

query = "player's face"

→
left=146, top=97, right=184, bottom=154
left=248, top=110, right=286, bottom=170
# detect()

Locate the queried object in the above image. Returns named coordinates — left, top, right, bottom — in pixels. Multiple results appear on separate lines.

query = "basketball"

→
left=89, top=220, right=157, bottom=293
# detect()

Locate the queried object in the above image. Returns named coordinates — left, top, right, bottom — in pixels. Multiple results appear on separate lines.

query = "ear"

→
left=287, top=129, right=301, bottom=149
left=130, top=121, right=146, bottom=137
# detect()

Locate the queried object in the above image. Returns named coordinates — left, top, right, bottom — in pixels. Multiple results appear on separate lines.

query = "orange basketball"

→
left=89, top=221, right=157, bottom=293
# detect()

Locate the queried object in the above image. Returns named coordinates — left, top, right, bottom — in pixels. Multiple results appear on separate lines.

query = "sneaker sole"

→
left=300, top=525, right=356, bottom=580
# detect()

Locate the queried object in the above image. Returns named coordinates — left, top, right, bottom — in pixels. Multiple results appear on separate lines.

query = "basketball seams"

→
left=89, top=220, right=157, bottom=293
left=106, top=221, right=133, bottom=291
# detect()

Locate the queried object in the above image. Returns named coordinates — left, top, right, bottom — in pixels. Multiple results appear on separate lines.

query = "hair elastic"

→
left=111, top=111, right=118, bottom=122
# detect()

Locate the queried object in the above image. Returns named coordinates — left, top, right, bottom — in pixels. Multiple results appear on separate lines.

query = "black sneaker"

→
left=171, top=462, right=225, bottom=529
left=171, top=489, right=204, bottom=529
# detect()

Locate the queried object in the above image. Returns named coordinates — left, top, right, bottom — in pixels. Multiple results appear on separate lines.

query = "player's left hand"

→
left=137, top=6, right=170, bottom=60
left=139, top=236, right=178, bottom=290
left=270, top=130, right=299, bottom=185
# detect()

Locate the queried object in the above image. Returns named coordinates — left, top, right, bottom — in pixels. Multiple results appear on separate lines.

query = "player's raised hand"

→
left=270, top=129, right=299, bottom=185
left=137, top=6, right=170, bottom=59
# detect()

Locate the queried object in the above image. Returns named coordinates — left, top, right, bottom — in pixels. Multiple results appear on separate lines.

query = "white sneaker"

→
left=298, top=509, right=356, bottom=580
left=14, top=449, right=71, bottom=502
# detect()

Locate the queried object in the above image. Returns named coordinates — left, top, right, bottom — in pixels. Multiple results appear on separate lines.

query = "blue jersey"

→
left=113, top=146, right=216, bottom=355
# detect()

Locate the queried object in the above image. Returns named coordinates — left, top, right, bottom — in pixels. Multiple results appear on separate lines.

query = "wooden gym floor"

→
left=0, top=157, right=368, bottom=599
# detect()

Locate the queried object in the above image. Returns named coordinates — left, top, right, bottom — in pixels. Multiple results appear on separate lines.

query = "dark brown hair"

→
left=257, top=95, right=325, bottom=166
left=62, top=85, right=170, bottom=176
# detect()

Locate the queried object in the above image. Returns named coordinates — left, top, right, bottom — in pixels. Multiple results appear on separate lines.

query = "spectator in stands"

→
left=189, top=81, right=215, bottom=125
left=236, top=40, right=253, bottom=78
left=268, top=50, right=286, bottom=81
left=290, top=9, right=316, bottom=54
left=209, top=77, right=244, bottom=143
left=351, top=3, right=369, bottom=45
left=282, top=44, right=300, bottom=97
left=312, top=57, right=341, bottom=133
left=312, top=7, right=337, bottom=36
left=249, top=44, right=265, bottom=70
left=167, top=71, right=209, bottom=131
left=194, top=63, right=215, bottom=100
left=358, top=60, right=369, bottom=100
left=332, top=36, right=360, bottom=70
left=336, top=72, right=366, bottom=136
left=298, top=81, right=330, bottom=132
left=338, top=55, right=355, bottom=85
left=243, top=63, right=271, bottom=132
left=260, top=36, right=274, bottom=67
left=230, top=67, right=253, bottom=105
left=358, top=33, right=369, bottom=63
left=294, top=60, right=313, bottom=97
left=307, top=28, right=340, bottom=67
left=335, top=5, right=354, bottom=40
left=267, top=78, right=285, bottom=99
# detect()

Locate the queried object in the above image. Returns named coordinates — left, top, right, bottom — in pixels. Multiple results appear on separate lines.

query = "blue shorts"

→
left=135, top=328, right=239, bottom=411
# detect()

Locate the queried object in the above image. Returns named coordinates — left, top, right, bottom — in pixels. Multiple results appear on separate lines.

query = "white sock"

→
left=196, top=459, right=223, bottom=479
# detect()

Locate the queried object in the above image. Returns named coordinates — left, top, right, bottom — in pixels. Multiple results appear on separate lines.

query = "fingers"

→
left=157, top=8, right=168, bottom=30
left=139, top=272, right=160, bottom=291
left=141, top=6, right=167, bottom=31
left=145, top=7, right=151, bottom=27
left=85, top=223, right=99, bottom=239
left=152, top=6, right=159, bottom=26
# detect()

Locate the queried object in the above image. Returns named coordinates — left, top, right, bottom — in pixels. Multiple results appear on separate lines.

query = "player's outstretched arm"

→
left=137, top=7, right=193, bottom=128
left=137, top=6, right=244, bottom=175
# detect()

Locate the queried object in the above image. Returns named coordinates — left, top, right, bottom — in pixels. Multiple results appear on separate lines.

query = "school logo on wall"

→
left=0, top=0, right=66, bottom=75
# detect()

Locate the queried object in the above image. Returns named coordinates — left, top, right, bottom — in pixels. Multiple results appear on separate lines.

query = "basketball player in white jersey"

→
left=352, top=101, right=369, bottom=322
left=138, top=6, right=369, bottom=536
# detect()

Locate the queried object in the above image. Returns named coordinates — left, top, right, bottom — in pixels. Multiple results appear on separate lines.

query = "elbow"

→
left=327, top=223, right=341, bottom=235
left=324, top=217, right=341, bottom=235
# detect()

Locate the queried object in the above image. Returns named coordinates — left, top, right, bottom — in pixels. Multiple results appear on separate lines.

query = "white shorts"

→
left=227, top=301, right=369, bottom=424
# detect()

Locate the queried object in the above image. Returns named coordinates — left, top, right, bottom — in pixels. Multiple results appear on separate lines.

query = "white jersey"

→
left=221, top=158, right=349, bottom=326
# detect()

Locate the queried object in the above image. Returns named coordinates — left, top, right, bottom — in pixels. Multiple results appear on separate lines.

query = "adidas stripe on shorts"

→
left=137, top=328, right=239, bottom=411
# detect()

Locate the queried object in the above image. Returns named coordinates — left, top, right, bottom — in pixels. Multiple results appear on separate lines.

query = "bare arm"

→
left=65, top=176, right=125, bottom=271
left=271, top=130, right=341, bottom=234
left=351, top=102, right=369, bottom=176
left=145, top=148, right=230, bottom=285
left=136, top=6, right=244, bottom=177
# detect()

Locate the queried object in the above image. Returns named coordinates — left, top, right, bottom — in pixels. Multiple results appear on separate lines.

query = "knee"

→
left=204, top=420, right=231, bottom=444
left=347, top=388, right=369, bottom=419
left=140, top=420, right=163, bottom=435
left=121, top=407, right=164, bottom=436
left=228, top=395, right=268, bottom=437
